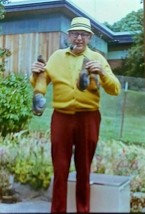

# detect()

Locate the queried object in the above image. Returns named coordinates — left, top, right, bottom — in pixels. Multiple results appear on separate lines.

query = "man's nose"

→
left=77, top=34, right=82, bottom=39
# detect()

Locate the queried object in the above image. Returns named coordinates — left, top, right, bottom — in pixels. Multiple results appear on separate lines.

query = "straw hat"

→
left=68, top=17, right=94, bottom=34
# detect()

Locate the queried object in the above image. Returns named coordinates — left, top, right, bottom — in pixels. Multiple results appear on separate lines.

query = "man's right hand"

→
left=31, top=55, right=46, bottom=73
left=31, top=62, right=45, bottom=73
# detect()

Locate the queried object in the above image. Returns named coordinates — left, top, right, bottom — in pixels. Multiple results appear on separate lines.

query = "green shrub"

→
left=0, top=132, right=53, bottom=190
left=0, top=74, right=33, bottom=136
left=0, top=48, right=11, bottom=72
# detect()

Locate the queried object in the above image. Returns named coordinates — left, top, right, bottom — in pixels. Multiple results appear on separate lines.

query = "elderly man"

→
left=30, top=16, right=121, bottom=213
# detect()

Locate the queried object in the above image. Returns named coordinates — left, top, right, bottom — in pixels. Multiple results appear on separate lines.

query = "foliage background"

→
left=0, top=74, right=33, bottom=136
left=104, top=8, right=144, bottom=78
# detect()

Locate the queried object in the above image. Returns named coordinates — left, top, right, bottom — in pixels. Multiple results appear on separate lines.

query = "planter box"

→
left=67, top=172, right=130, bottom=213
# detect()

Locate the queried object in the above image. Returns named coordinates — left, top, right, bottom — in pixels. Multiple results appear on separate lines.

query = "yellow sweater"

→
left=30, top=47, right=121, bottom=114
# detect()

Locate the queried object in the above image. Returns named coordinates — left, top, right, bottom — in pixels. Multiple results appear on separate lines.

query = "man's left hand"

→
left=85, top=60, right=105, bottom=76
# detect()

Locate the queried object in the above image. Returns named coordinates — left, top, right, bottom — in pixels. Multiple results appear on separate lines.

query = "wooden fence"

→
left=0, top=32, right=60, bottom=76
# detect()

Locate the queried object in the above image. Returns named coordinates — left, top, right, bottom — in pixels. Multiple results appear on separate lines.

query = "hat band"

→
left=70, top=23, right=91, bottom=30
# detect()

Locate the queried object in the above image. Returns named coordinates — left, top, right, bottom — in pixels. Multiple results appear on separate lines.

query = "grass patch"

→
left=29, top=85, right=145, bottom=144
left=100, top=89, right=145, bottom=144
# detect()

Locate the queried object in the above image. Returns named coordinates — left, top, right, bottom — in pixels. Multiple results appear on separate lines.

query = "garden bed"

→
left=1, top=132, right=145, bottom=212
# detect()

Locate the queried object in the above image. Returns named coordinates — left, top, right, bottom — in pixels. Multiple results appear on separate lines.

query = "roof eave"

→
left=4, top=0, right=133, bottom=44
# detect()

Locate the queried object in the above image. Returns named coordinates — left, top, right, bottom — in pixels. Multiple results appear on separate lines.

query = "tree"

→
left=104, top=9, right=143, bottom=32
left=0, top=0, right=9, bottom=20
left=0, top=0, right=11, bottom=73
left=124, top=31, right=144, bottom=77
left=104, top=9, right=144, bottom=77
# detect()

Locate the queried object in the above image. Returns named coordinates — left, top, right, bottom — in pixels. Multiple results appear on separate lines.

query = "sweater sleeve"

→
left=30, top=71, right=51, bottom=95
left=99, top=56, right=121, bottom=96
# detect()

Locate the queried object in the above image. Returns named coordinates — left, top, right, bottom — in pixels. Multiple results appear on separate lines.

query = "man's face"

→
left=68, top=31, right=92, bottom=54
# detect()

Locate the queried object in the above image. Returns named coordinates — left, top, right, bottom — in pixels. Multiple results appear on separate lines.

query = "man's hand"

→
left=85, top=60, right=105, bottom=76
left=31, top=55, right=46, bottom=73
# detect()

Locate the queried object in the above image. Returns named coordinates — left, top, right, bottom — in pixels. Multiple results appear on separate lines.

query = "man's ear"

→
left=89, top=34, right=92, bottom=39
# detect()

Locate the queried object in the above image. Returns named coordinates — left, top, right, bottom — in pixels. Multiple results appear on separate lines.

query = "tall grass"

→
left=29, top=85, right=145, bottom=144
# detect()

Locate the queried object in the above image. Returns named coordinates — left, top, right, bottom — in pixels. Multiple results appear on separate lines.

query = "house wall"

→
left=0, top=32, right=60, bottom=76
left=1, top=12, right=111, bottom=75
left=108, top=59, right=122, bottom=70
left=0, top=8, right=131, bottom=75
left=91, top=36, right=108, bottom=57
left=107, top=43, right=132, bottom=69
left=1, top=13, right=64, bottom=34
left=108, top=50, right=128, bottom=60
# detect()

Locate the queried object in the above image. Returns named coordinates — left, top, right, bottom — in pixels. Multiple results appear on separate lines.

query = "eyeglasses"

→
left=70, top=32, right=91, bottom=39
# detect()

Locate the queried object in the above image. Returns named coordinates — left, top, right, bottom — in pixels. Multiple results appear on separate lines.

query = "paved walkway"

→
left=0, top=201, right=51, bottom=213
left=0, top=181, right=53, bottom=213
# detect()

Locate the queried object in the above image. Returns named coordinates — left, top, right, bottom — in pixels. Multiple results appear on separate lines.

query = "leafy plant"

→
left=1, top=131, right=53, bottom=190
left=2, top=132, right=145, bottom=211
left=104, top=9, right=143, bottom=32
left=0, top=0, right=11, bottom=73
left=0, top=0, right=10, bottom=18
left=104, top=8, right=144, bottom=78
left=0, top=74, right=33, bottom=136
left=92, top=139, right=145, bottom=194
left=0, top=48, right=11, bottom=73
left=0, top=145, right=12, bottom=198
left=90, top=139, right=145, bottom=212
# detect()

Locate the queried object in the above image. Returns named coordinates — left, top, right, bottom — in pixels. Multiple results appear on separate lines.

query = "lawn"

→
left=100, top=89, right=145, bottom=144
left=29, top=85, right=145, bottom=145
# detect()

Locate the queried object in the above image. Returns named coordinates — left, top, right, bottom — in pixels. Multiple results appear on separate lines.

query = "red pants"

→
left=50, top=110, right=101, bottom=213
